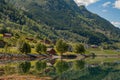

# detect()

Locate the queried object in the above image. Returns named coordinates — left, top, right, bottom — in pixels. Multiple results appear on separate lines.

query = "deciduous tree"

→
left=36, top=43, right=47, bottom=54
left=74, top=44, right=85, bottom=54
left=55, top=39, right=68, bottom=56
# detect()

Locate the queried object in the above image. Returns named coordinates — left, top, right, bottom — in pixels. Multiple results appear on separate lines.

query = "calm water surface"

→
left=0, top=57, right=120, bottom=80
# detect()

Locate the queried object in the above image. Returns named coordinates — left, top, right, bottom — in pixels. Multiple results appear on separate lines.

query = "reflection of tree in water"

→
left=2, top=59, right=120, bottom=80
left=1, top=59, right=120, bottom=80
left=35, top=60, right=47, bottom=72
left=53, top=60, right=85, bottom=80
left=54, top=60, right=70, bottom=75
left=0, top=68, right=4, bottom=76
left=88, top=66, right=102, bottom=75
left=4, top=64, right=16, bottom=75
left=18, top=61, right=31, bottom=74
left=56, top=63, right=120, bottom=80
left=53, top=60, right=70, bottom=80
left=73, top=60, right=85, bottom=70
left=0, top=63, right=20, bottom=76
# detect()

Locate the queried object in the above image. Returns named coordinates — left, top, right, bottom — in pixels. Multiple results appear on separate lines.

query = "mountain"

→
left=2, top=0, right=120, bottom=44
left=0, top=0, right=59, bottom=40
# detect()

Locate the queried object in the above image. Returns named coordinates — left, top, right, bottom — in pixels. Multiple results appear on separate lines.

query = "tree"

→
left=55, top=39, right=68, bottom=56
left=74, top=44, right=85, bottom=54
left=0, top=27, right=8, bottom=33
left=20, top=42, right=31, bottom=54
left=36, top=43, right=47, bottom=54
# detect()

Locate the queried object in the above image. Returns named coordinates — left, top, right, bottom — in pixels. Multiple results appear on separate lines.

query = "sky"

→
left=74, top=0, right=120, bottom=28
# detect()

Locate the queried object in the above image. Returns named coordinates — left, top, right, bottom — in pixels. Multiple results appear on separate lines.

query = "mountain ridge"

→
left=1, top=0, right=120, bottom=44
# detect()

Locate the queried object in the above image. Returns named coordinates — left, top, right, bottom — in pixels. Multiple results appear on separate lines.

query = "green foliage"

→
left=0, top=0, right=26, bottom=25
left=55, top=61, right=120, bottom=80
left=54, top=60, right=69, bottom=74
left=55, top=39, right=68, bottom=55
left=74, top=44, right=86, bottom=54
left=102, top=44, right=120, bottom=50
left=0, top=0, right=120, bottom=44
left=19, top=62, right=31, bottom=73
left=36, top=43, right=47, bottom=54
left=20, top=42, right=31, bottom=54
left=35, top=61, right=47, bottom=72
left=73, top=60, right=85, bottom=70
left=0, top=27, right=8, bottom=34
left=5, top=0, right=120, bottom=44
left=88, top=33, right=109, bottom=45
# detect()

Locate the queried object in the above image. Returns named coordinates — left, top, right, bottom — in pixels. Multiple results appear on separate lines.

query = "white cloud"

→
left=102, top=2, right=111, bottom=7
left=74, top=0, right=99, bottom=6
left=114, top=0, right=120, bottom=9
left=111, top=21, right=120, bottom=28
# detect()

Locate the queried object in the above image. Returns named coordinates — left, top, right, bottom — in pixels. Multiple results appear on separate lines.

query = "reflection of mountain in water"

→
left=0, top=59, right=120, bottom=80
left=57, top=62, right=120, bottom=80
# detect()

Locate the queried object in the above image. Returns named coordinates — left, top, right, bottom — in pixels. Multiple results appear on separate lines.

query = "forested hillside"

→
left=1, top=0, right=120, bottom=45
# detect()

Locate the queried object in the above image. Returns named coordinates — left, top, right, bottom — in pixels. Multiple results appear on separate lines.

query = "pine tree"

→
left=20, top=42, right=31, bottom=54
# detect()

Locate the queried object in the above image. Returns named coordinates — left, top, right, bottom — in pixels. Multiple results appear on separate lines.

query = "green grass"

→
left=87, top=48, right=120, bottom=55
left=0, top=47, right=38, bottom=54
left=0, top=46, right=119, bottom=55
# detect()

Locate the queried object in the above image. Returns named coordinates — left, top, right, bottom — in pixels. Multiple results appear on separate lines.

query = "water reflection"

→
left=0, top=58, right=120, bottom=80
left=19, top=61, right=31, bottom=74
left=35, top=61, right=47, bottom=72
left=73, top=60, right=85, bottom=70
left=54, top=60, right=70, bottom=75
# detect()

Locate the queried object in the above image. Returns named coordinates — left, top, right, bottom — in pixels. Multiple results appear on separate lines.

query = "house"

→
left=44, top=39, right=51, bottom=44
left=40, top=39, right=51, bottom=44
left=3, top=33, right=12, bottom=38
left=0, top=40, right=6, bottom=48
left=47, top=48, right=56, bottom=55
left=91, top=45, right=98, bottom=48
left=25, top=37, right=34, bottom=41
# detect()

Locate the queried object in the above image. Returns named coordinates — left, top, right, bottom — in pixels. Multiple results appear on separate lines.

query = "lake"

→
left=0, top=57, right=120, bottom=80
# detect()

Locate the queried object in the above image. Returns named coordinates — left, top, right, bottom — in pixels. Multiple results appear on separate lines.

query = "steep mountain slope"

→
left=0, top=0, right=86, bottom=42
left=3, top=0, right=120, bottom=44
left=0, top=0, right=58, bottom=39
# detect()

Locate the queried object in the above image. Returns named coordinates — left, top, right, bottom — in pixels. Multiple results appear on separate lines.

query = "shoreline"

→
left=0, top=53, right=120, bottom=62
